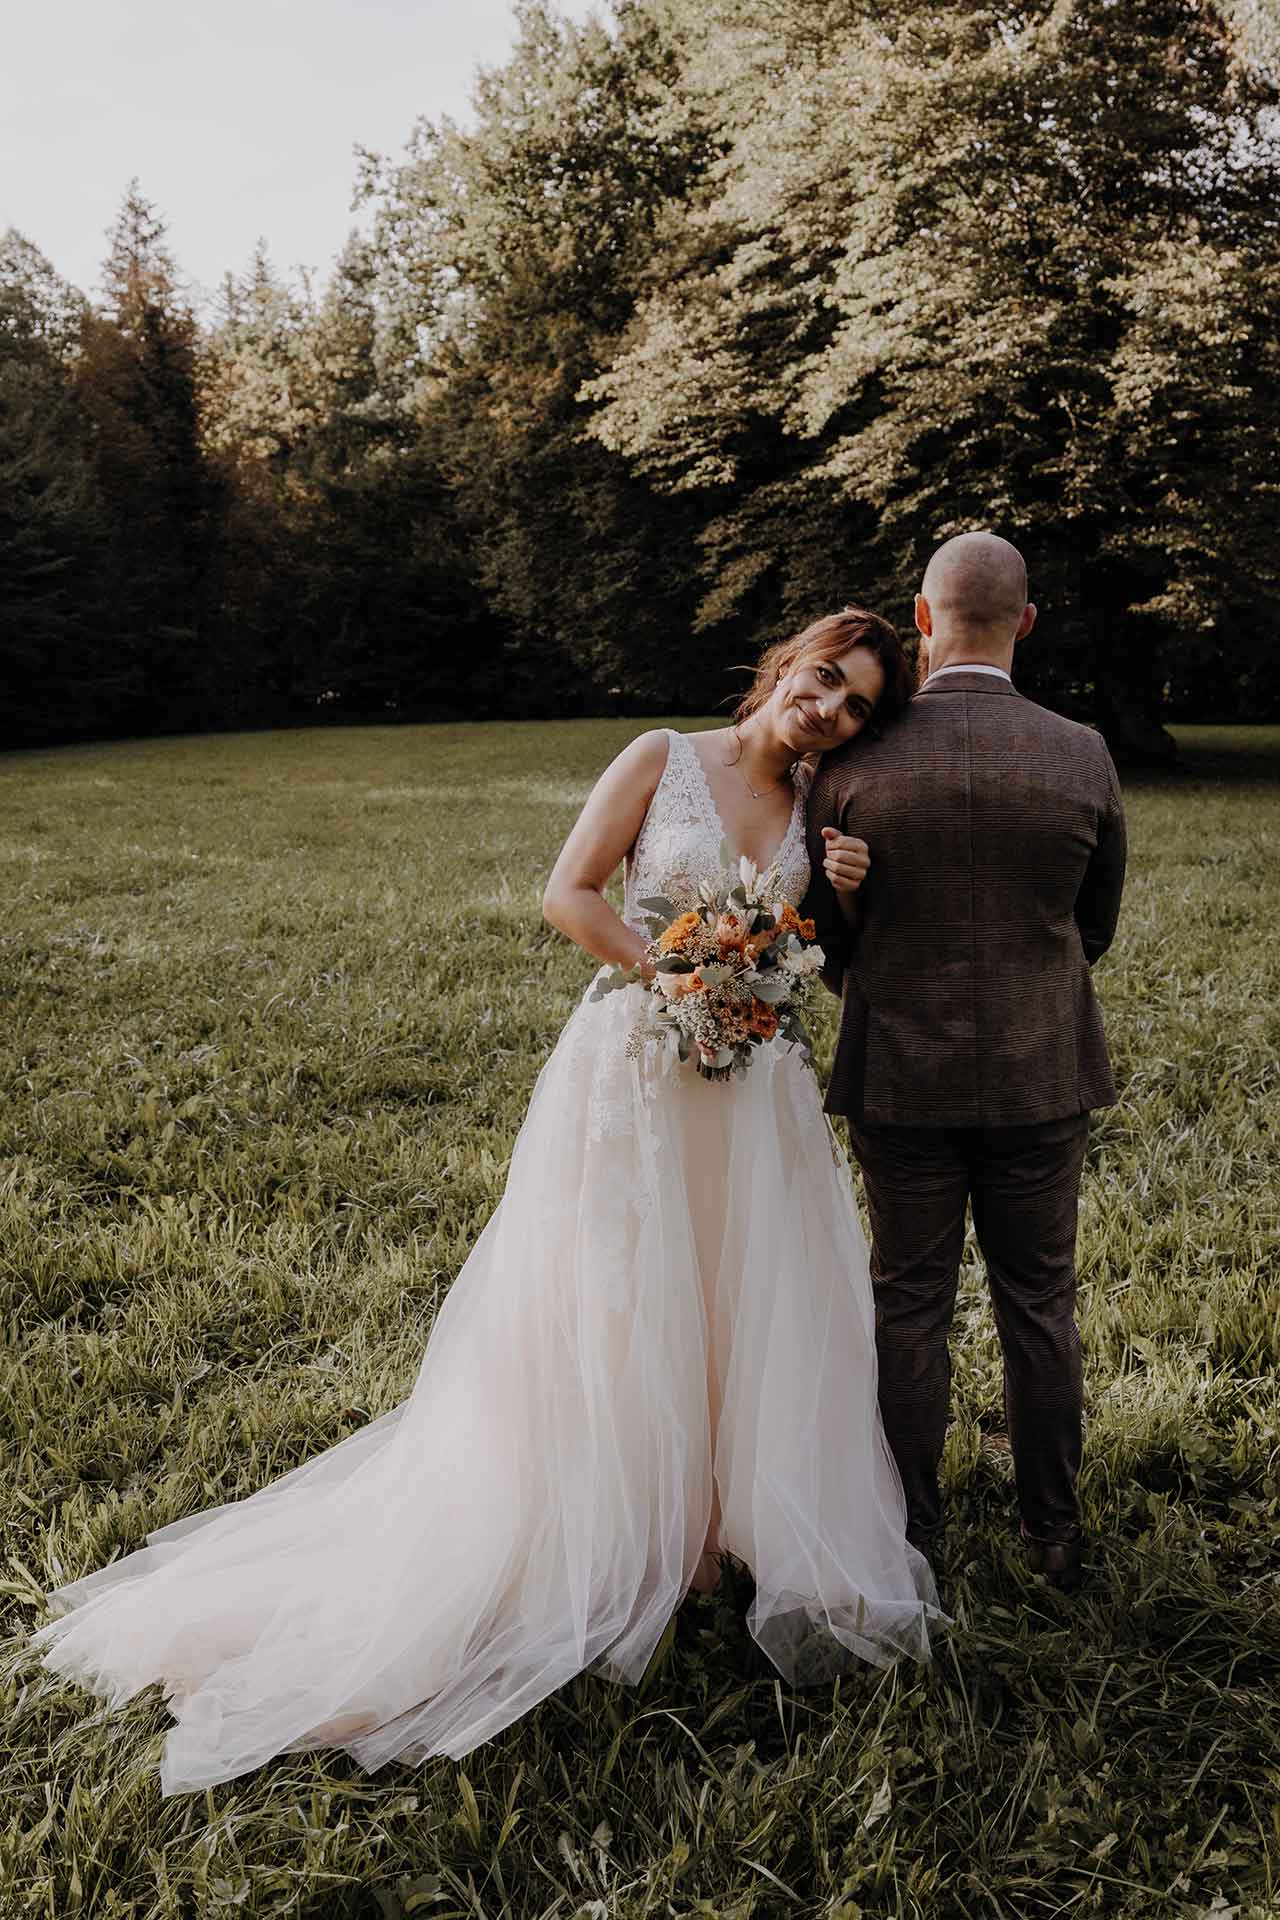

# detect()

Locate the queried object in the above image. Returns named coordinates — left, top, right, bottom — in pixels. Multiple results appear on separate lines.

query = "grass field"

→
left=1, top=720, right=1277, bottom=1920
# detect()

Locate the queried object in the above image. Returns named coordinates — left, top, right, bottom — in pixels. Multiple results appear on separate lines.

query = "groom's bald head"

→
left=922, top=533, right=1027, bottom=632
left=916, top=531, right=1035, bottom=675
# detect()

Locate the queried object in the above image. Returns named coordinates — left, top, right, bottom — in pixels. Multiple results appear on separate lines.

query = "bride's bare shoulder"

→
left=601, top=727, right=672, bottom=791
left=624, top=726, right=674, bottom=762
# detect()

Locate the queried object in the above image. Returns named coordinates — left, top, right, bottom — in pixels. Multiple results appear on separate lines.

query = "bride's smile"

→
left=778, top=651, right=886, bottom=756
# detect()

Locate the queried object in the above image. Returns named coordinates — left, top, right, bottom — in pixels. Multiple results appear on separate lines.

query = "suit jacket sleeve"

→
left=801, top=757, right=852, bottom=998
left=1074, top=735, right=1127, bottom=965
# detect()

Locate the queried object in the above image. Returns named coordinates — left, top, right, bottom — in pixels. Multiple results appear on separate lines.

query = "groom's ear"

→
left=914, top=593, right=932, bottom=641
left=1015, top=602, right=1037, bottom=643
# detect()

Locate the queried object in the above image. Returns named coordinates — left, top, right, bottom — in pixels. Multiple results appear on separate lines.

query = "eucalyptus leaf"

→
left=593, top=963, right=646, bottom=1001
left=785, top=1014, right=814, bottom=1056
left=750, top=974, right=790, bottom=1004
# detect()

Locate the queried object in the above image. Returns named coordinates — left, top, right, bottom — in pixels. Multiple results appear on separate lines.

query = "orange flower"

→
left=775, top=903, right=816, bottom=941
left=747, top=998, right=779, bottom=1040
left=658, top=911, right=703, bottom=954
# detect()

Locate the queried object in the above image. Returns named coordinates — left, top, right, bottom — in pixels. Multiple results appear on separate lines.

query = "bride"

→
left=31, top=606, right=944, bottom=1796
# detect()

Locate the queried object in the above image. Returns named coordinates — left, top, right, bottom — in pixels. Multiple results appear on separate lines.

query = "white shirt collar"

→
left=921, top=663, right=1012, bottom=688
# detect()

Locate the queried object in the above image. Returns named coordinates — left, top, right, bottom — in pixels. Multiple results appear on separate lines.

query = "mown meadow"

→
left=0, top=720, right=1276, bottom=1920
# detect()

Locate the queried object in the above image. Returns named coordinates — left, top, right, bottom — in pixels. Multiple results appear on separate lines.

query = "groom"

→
left=804, top=533, right=1127, bottom=1590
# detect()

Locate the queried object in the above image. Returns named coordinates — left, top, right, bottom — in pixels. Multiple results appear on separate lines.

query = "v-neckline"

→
left=675, top=730, right=801, bottom=876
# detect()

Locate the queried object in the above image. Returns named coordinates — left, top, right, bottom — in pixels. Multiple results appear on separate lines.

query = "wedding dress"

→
left=32, top=728, right=942, bottom=1795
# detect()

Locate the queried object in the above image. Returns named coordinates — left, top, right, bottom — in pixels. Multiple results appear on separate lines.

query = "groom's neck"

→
left=923, top=633, right=1016, bottom=676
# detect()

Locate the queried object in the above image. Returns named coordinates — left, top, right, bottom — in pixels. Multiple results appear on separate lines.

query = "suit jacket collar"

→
left=916, top=670, right=1019, bottom=698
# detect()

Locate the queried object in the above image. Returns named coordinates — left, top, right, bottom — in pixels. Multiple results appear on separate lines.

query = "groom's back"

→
left=807, top=672, right=1126, bottom=1127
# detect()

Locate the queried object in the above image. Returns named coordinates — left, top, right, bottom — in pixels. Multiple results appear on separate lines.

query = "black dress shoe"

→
left=1022, top=1531, right=1084, bottom=1592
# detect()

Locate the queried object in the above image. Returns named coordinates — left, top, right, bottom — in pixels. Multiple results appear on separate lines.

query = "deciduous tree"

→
left=584, top=0, right=1280, bottom=753
left=0, top=231, right=116, bottom=742
left=361, top=0, right=723, bottom=711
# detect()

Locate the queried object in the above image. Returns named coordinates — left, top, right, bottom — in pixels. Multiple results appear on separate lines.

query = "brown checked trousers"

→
left=804, top=673, right=1127, bottom=1547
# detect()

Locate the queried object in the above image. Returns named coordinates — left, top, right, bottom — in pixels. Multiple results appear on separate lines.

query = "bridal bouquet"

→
left=591, top=850, right=826, bottom=1082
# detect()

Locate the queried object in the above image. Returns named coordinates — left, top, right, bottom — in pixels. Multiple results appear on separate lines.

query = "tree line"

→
left=3, top=0, right=1278, bottom=761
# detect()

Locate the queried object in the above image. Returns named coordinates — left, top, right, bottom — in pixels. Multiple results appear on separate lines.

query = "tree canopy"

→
left=584, top=0, right=1280, bottom=749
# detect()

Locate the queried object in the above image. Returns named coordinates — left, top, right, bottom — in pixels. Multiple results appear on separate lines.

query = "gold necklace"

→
left=728, top=728, right=794, bottom=799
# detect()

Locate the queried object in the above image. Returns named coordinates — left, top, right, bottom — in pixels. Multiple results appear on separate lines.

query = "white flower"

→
left=783, top=943, right=825, bottom=976
left=738, top=853, right=758, bottom=890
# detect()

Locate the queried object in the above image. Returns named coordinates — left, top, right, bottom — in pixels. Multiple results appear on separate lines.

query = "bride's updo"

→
left=734, top=606, right=913, bottom=740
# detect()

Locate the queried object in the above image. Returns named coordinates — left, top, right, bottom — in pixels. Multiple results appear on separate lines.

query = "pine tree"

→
left=74, top=183, right=221, bottom=729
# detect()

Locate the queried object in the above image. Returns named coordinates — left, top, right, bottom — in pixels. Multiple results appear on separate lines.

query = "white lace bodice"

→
left=623, top=729, right=812, bottom=933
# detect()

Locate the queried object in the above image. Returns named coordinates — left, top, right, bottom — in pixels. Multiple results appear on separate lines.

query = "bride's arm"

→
left=541, top=730, right=670, bottom=971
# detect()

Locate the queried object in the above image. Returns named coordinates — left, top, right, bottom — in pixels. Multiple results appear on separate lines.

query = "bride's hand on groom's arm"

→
left=821, top=826, right=870, bottom=922
left=800, top=819, right=865, bottom=994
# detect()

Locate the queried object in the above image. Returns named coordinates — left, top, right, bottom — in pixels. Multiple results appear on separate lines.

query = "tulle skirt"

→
left=32, top=979, right=943, bottom=1795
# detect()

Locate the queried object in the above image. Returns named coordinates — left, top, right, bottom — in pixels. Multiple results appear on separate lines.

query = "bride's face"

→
left=772, top=645, right=886, bottom=756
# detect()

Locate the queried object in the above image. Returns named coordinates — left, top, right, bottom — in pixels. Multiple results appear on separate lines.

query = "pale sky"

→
left=3, top=0, right=600, bottom=305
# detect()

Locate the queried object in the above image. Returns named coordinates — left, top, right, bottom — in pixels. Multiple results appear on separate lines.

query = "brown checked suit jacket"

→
left=804, top=671, right=1127, bottom=1127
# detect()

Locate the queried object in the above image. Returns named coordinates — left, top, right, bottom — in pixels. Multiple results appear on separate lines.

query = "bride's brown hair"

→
left=733, top=606, right=912, bottom=741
